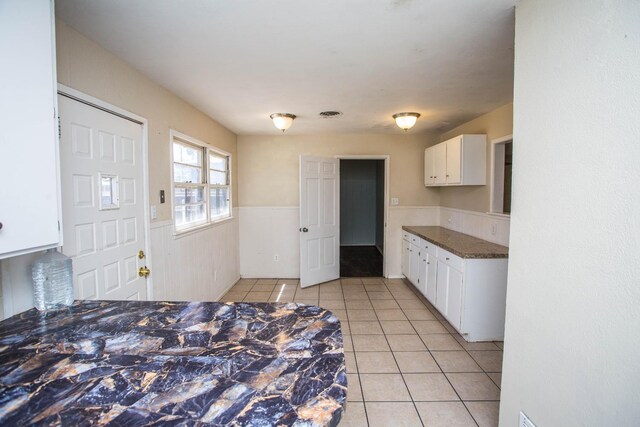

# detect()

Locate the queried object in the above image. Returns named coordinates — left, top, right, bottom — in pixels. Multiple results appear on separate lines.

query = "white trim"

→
left=389, top=205, right=439, bottom=210
left=150, top=220, right=173, bottom=229
left=56, top=84, right=154, bottom=300
left=335, top=154, right=390, bottom=277
left=485, top=212, right=511, bottom=218
left=489, top=134, right=513, bottom=215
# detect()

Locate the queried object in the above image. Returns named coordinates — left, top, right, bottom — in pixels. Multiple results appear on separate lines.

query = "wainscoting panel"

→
left=439, top=207, right=511, bottom=246
left=149, top=208, right=240, bottom=302
left=239, top=207, right=300, bottom=278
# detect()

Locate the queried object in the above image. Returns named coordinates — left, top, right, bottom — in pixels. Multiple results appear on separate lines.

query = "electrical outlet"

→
left=274, top=254, right=279, bottom=262
left=519, top=412, right=536, bottom=427
left=391, top=198, right=399, bottom=205
left=150, top=205, right=157, bottom=220
left=491, top=223, right=497, bottom=235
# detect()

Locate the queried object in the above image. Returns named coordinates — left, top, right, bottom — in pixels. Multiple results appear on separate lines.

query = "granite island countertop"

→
left=403, top=226, right=509, bottom=259
left=0, top=300, right=346, bottom=426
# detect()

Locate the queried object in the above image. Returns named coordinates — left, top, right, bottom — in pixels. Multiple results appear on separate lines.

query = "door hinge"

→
left=57, top=221, right=61, bottom=231
left=57, top=116, right=61, bottom=139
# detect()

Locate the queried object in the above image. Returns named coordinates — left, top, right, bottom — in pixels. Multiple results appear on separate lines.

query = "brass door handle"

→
left=138, top=266, right=151, bottom=278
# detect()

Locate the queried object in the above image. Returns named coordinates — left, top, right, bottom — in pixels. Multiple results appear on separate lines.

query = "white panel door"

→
left=299, top=156, right=340, bottom=288
left=59, top=95, right=148, bottom=301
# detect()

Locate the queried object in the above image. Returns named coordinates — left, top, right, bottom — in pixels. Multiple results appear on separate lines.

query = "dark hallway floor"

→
left=340, top=245, right=383, bottom=277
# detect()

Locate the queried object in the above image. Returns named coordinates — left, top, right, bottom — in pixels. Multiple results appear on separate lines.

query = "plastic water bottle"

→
left=32, top=249, right=74, bottom=310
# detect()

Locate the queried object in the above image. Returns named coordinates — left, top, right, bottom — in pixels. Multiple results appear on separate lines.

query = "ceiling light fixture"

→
left=270, top=113, right=296, bottom=132
left=393, top=112, right=421, bottom=131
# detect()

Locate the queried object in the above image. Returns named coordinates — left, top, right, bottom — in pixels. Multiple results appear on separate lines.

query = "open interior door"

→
left=299, top=156, right=340, bottom=287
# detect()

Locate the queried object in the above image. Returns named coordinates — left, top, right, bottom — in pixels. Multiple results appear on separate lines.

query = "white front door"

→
left=59, top=95, right=149, bottom=301
left=299, top=156, right=340, bottom=288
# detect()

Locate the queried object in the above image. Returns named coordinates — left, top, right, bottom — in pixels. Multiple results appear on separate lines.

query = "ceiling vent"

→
left=319, top=111, right=343, bottom=118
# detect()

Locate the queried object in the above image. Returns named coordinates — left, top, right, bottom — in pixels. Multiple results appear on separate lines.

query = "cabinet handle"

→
left=446, top=257, right=450, bottom=260
left=0, top=222, right=3, bottom=230
left=427, top=262, right=430, bottom=264
left=446, top=174, right=450, bottom=177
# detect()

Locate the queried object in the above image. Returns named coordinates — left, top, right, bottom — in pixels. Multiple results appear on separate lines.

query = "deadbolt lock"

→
left=138, top=250, right=145, bottom=259
left=138, top=266, right=151, bottom=278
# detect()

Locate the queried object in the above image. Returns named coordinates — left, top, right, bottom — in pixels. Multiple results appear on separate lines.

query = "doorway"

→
left=339, top=159, right=385, bottom=277
left=490, top=135, right=513, bottom=215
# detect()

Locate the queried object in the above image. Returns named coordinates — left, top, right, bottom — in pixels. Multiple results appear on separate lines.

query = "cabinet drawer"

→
left=437, top=247, right=465, bottom=271
left=421, top=239, right=437, bottom=257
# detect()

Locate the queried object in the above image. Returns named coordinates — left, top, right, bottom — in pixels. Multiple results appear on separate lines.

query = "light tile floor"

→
left=221, top=277, right=503, bottom=427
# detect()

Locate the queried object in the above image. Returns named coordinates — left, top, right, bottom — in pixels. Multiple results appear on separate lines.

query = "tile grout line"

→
left=382, top=278, right=427, bottom=427
left=341, top=278, right=370, bottom=427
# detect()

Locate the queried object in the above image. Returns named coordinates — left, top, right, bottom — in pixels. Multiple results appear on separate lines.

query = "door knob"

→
left=138, top=266, right=151, bottom=278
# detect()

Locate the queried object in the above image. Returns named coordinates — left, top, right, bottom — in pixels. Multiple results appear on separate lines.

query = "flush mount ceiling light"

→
left=393, top=112, right=421, bottom=131
left=270, top=113, right=296, bottom=132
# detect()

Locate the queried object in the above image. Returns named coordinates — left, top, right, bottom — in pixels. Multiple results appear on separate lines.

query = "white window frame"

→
left=170, top=130, right=232, bottom=235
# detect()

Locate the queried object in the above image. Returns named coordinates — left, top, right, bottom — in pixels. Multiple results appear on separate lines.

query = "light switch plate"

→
left=391, top=198, right=399, bottom=205
left=150, top=205, right=157, bottom=220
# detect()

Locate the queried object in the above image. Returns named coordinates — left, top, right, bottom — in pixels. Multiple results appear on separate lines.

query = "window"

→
left=171, top=131, right=231, bottom=233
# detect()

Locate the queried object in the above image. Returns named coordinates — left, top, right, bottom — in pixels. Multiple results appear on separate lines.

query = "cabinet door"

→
left=424, top=147, right=436, bottom=185
left=410, top=243, right=420, bottom=286
left=401, top=239, right=411, bottom=278
left=446, top=137, right=462, bottom=184
left=435, top=259, right=448, bottom=314
left=445, top=267, right=464, bottom=330
left=0, top=0, right=60, bottom=259
left=434, top=143, right=447, bottom=184
left=425, top=253, right=437, bottom=304
left=418, top=252, right=428, bottom=296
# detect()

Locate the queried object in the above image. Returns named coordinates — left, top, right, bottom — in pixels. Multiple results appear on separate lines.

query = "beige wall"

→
left=238, top=133, right=439, bottom=207
left=56, top=21, right=238, bottom=222
left=437, top=102, right=513, bottom=212
left=501, top=0, right=640, bottom=425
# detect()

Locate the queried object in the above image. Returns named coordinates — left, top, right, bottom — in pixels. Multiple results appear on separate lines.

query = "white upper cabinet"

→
left=0, top=0, right=61, bottom=259
left=424, top=134, right=487, bottom=187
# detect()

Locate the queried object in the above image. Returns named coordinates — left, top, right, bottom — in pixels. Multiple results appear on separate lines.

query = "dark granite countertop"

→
left=0, top=300, right=346, bottom=426
left=403, top=226, right=509, bottom=259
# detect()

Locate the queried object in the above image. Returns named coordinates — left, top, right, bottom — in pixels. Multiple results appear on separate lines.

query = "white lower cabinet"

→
left=402, top=231, right=508, bottom=341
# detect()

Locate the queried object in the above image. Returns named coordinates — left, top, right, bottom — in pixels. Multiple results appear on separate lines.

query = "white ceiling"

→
left=56, top=0, right=515, bottom=135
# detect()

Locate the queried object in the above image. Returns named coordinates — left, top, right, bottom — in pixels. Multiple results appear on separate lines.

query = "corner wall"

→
left=438, top=103, right=513, bottom=212
left=500, top=1, right=640, bottom=425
